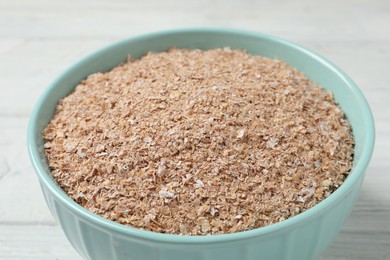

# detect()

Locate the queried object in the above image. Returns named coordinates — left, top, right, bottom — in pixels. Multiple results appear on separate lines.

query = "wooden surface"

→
left=1, top=0, right=389, bottom=259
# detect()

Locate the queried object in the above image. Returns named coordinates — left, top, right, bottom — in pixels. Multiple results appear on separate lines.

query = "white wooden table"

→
left=1, top=0, right=389, bottom=259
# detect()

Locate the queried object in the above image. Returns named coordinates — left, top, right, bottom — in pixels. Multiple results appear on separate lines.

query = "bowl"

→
left=28, top=28, right=375, bottom=260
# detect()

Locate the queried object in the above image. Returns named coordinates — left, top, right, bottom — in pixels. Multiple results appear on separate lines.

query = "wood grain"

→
left=1, top=0, right=389, bottom=259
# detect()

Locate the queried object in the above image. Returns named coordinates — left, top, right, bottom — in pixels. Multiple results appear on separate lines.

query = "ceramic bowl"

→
left=28, top=29, right=375, bottom=260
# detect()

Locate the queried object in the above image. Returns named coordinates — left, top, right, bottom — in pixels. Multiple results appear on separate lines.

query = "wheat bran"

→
left=42, top=48, right=354, bottom=235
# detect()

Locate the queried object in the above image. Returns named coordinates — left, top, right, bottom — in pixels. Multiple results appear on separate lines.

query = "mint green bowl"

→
left=28, top=29, right=375, bottom=260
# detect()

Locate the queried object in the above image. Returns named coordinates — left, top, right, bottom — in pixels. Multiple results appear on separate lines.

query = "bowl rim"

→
left=27, top=28, right=375, bottom=244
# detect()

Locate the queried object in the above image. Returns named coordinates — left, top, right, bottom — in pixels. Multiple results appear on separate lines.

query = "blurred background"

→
left=0, top=0, right=389, bottom=259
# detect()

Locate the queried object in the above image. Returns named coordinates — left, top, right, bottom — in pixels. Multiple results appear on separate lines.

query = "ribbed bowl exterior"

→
left=38, top=175, right=363, bottom=260
left=28, top=29, right=375, bottom=260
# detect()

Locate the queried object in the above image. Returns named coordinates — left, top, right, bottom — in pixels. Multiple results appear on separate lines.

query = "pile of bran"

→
left=43, top=48, right=354, bottom=235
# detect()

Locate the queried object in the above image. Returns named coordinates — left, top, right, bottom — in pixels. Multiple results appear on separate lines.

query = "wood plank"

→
left=0, top=225, right=80, bottom=260
left=0, top=0, right=389, bottom=42
left=0, top=117, right=56, bottom=224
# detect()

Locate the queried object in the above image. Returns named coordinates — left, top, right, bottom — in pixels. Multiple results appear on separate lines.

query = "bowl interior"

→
left=29, top=29, right=375, bottom=240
